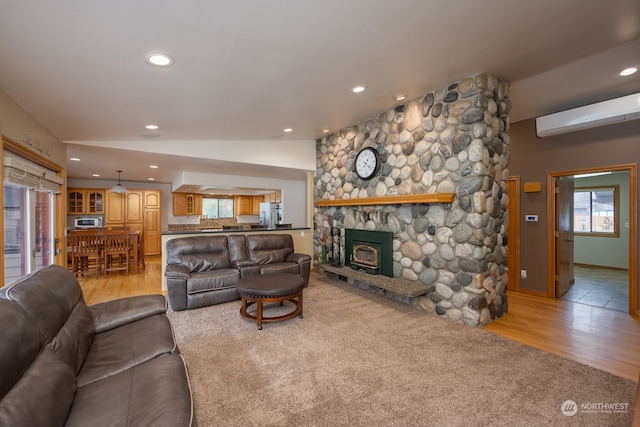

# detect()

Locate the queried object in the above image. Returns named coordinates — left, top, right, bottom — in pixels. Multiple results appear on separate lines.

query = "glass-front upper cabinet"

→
left=67, top=188, right=104, bottom=215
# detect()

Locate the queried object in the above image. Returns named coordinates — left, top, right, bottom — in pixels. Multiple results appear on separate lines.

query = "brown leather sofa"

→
left=0, top=265, right=195, bottom=426
left=165, top=233, right=311, bottom=311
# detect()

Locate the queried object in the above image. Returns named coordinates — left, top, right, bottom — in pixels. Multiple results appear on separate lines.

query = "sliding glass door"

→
left=3, top=183, right=55, bottom=285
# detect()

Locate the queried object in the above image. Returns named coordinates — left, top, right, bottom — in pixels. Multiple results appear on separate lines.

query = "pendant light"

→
left=109, top=170, right=129, bottom=193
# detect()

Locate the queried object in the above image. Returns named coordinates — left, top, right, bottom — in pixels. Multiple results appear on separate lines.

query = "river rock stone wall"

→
left=314, top=73, right=511, bottom=327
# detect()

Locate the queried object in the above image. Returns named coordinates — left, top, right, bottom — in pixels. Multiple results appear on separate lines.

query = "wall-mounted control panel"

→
left=525, top=215, right=538, bottom=222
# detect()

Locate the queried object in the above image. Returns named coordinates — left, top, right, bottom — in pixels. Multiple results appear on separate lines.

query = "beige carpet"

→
left=168, top=272, right=637, bottom=427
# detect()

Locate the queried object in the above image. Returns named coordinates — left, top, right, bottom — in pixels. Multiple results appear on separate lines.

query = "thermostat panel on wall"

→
left=525, top=215, right=538, bottom=222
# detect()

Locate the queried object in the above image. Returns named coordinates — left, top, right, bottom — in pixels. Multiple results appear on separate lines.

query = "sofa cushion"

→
left=187, top=268, right=240, bottom=294
left=259, top=262, right=300, bottom=275
left=167, top=235, right=231, bottom=272
left=66, top=354, right=195, bottom=427
left=246, top=234, right=294, bottom=264
left=76, top=314, right=177, bottom=387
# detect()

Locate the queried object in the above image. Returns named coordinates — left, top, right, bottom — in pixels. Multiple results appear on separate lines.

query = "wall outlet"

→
left=520, top=270, right=527, bottom=279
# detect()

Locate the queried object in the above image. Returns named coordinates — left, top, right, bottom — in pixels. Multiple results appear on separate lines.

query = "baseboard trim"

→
left=574, top=263, right=629, bottom=272
left=512, top=288, right=548, bottom=298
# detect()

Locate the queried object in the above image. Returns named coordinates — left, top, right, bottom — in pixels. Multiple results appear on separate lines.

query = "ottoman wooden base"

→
left=237, top=273, right=306, bottom=330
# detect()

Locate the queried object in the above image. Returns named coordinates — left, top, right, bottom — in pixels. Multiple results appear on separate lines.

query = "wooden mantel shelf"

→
left=315, top=193, right=456, bottom=207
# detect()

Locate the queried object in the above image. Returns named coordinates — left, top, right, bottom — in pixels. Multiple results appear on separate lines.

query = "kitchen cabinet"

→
left=143, top=191, right=161, bottom=256
left=144, top=191, right=161, bottom=209
left=264, top=192, right=281, bottom=203
left=252, top=195, right=264, bottom=215
left=106, top=190, right=143, bottom=229
left=105, top=191, right=125, bottom=224
left=105, top=190, right=159, bottom=255
left=236, top=195, right=253, bottom=215
left=173, top=193, right=202, bottom=216
left=67, top=188, right=105, bottom=215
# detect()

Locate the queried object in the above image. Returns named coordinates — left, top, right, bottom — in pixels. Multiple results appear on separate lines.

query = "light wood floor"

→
left=76, top=257, right=640, bottom=382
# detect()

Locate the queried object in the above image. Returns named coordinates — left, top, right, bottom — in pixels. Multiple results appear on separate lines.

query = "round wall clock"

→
left=355, top=147, right=380, bottom=180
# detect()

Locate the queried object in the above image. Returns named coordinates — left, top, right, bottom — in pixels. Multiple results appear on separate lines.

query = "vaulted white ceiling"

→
left=1, top=0, right=639, bottom=183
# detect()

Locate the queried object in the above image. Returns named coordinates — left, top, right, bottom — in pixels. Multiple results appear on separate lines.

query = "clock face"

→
left=355, top=147, right=380, bottom=180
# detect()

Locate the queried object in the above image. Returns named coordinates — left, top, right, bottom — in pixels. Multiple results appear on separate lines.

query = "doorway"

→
left=546, top=164, right=637, bottom=315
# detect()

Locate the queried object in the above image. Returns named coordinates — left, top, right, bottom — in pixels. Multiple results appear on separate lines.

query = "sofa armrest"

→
left=90, top=295, right=167, bottom=334
left=165, top=264, right=191, bottom=279
left=287, top=253, right=311, bottom=283
left=286, top=253, right=312, bottom=264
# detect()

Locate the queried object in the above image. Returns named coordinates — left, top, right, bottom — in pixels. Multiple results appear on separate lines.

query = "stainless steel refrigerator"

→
left=259, top=202, right=283, bottom=228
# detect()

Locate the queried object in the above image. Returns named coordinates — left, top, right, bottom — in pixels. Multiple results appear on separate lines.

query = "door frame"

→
left=507, top=176, right=520, bottom=292
left=546, top=163, right=638, bottom=316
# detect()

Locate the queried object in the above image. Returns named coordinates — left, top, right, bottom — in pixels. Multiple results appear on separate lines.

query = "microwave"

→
left=74, top=217, right=103, bottom=229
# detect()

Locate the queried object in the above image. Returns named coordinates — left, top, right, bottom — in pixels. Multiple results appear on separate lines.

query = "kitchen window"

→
left=202, top=197, right=234, bottom=219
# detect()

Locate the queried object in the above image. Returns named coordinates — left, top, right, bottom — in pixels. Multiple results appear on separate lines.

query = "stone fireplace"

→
left=314, top=73, right=510, bottom=327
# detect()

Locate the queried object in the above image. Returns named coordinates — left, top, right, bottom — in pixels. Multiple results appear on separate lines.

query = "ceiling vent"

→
left=536, top=93, right=640, bottom=137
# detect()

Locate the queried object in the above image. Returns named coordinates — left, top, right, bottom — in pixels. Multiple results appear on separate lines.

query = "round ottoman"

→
left=236, top=273, right=307, bottom=330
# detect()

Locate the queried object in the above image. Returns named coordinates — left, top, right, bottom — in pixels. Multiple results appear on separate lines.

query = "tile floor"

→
left=560, top=265, right=629, bottom=312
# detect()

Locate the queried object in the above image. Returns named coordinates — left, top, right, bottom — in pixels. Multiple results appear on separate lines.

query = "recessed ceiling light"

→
left=620, top=67, right=637, bottom=76
left=92, top=174, right=100, bottom=177
left=69, top=157, right=81, bottom=161
left=283, top=128, right=293, bottom=133
left=352, top=85, right=365, bottom=93
left=149, top=165, right=159, bottom=169
left=146, top=124, right=159, bottom=130
left=148, top=177, right=155, bottom=181
left=322, top=128, right=330, bottom=134
left=145, top=53, right=174, bottom=67
left=395, top=94, right=407, bottom=101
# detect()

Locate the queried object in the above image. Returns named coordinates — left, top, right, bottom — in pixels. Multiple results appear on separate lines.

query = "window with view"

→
left=202, top=197, right=234, bottom=219
left=573, top=185, right=619, bottom=237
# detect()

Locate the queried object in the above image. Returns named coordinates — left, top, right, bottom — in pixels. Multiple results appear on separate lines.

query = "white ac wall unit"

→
left=535, top=93, right=640, bottom=137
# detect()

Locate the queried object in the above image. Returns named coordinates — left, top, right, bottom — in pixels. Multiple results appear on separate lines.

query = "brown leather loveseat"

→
left=0, top=265, right=195, bottom=426
left=165, top=233, right=311, bottom=311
